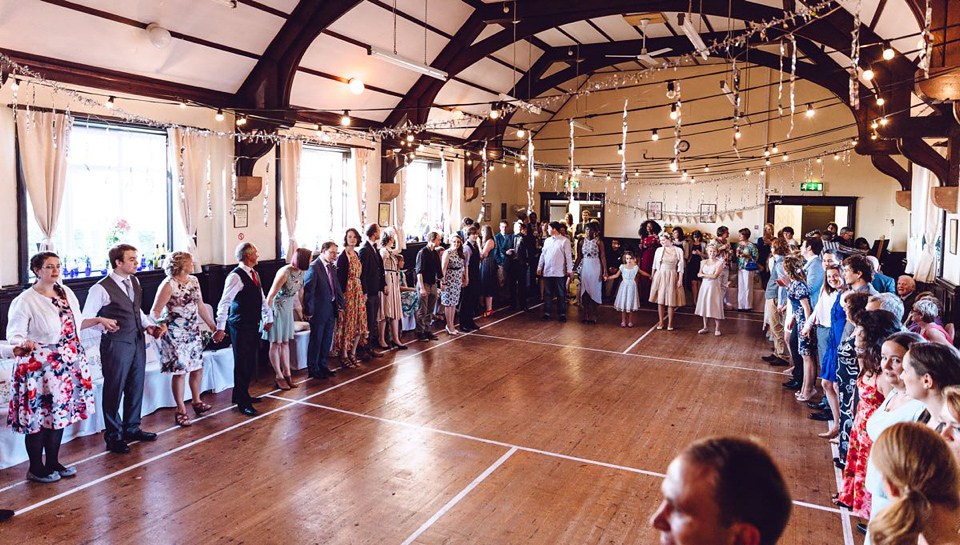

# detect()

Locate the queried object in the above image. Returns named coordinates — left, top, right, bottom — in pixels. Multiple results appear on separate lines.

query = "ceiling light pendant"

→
left=617, top=144, right=624, bottom=155
left=765, top=158, right=772, bottom=166
left=367, top=46, right=448, bottom=80
left=703, top=164, right=710, bottom=173
left=805, top=103, right=815, bottom=118
left=489, top=105, right=501, bottom=120
left=876, top=96, right=885, bottom=106
left=771, top=143, right=779, bottom=153
left=764, top=146, right=770, bottom=157
left=146, top=23, right=172, bottom=48
left=745, top=167, right=751, bottom=175
left=406, top=133, right=414, bottom=143
left=588, top=169, right=595, bottom=176
left=681, top=170, right=688, bottom=180
left=782, top=153, right=789, bottom=161
left=669, top=104, right=679, bottom=120
left=236, top=115, right=247, bottom=126
left=651, top=129, right=659, bottom=141
left=105, top=96, right=115, bottom=109
left=634, top=170, right=640, bottom=177
left=11, top=78, right=19, bottom=91
left=348, top=78, right=365, bottom=95
left=871, top=120, right=879, bottom=130
left=734, top=127, right=742, bottom=140
left=215, top=108, right=224, bottom=122
left=834, top=153, right=840, bottom=160
left=669, top=160, right=678, bottom=172
left=516, top=127, right=525, bottom=138
left=882, top=42, right=895, bottom=60
left=322, top=132, right=331, bottom=142
left=341, top=110, right=351, bottom=126
left=816, top=157, right=822, bottom=164
left=879, top=116, right=888, bottom=126
left=179, top=100, right=187, bottom=109
left=451, top=108, right=464, bottom=120
left=863, top=68, right=875, bottom=81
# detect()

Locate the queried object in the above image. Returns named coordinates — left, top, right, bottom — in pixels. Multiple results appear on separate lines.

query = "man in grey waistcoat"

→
left=83, top=244, right=166, bottom=454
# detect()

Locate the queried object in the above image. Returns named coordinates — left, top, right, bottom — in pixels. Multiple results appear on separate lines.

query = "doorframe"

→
left=765, top=195, right=858, bottom=231
left=539, top=191, right=606, bottom=235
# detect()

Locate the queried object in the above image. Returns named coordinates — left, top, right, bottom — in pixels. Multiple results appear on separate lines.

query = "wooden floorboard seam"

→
left=272, top=395, right=845, bottom=516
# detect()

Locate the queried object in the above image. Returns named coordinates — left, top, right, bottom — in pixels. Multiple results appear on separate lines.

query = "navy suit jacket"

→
left=303, top=258, right=345, bottom=323
left=872, top=272, right=896, bottom=294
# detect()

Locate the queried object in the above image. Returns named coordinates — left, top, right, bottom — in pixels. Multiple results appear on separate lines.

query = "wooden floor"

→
left=0, top=302, right=858, bottom=544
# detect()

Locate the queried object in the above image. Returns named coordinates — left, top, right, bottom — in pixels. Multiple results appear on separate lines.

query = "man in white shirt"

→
left=537, top=221, right=573, bottom=322
left=82, top=244, right=166, bottom=454
left=214, top=242, right=273, bottom=416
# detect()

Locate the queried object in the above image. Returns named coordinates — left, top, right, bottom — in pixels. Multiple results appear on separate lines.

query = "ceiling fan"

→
left=605, top=19, right=671, bottom=67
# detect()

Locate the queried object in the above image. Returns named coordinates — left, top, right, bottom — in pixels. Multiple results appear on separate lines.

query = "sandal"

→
left=191, top=402, right=212, bottom=416
left=698, top=328, right=708, bottom=334
left=175, top=411, right=193, bottom=427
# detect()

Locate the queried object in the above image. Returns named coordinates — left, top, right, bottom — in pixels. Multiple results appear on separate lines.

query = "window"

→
left=403, top=160, right=445, bottom=239
left=281, top=146, right=354, bottom=255
left=25, top=122, right=171, bottom=277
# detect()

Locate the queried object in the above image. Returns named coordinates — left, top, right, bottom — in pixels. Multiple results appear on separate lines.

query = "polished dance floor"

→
left=0, top=303, right=857, bottom=544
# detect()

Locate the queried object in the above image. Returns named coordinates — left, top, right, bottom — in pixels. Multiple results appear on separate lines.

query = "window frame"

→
left=278, top=144, right=351, bottom=258
left=17, top=118, right=173, bottom=284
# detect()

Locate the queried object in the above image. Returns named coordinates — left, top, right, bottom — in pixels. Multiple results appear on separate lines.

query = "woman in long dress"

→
left=684, top=230, right=705, bottom=303
left=695, top=243, right=725, bottom=336
left=575, top=222, right=606, bottom=324
left=7, top=252, right=101, bottom=483
left=649, top=232, right=685, bottom=331
left=152, top=251, right=218, bottom=426
left=479, top=225, right=498, bottom=317
left=440, top=233, right=468, bottom=335
left=334, top=228, right=368, bottom=367
left=261, top=248, right=310, bottom=391
left=638, top=220, right=662, bottom=301
left=378, top=228, right=405, bottom=350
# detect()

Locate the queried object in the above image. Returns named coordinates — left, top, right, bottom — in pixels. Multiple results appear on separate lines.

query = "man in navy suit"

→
left=866, top=256, right=896, bottom=294
left=303, top=241, right=345, bottom=379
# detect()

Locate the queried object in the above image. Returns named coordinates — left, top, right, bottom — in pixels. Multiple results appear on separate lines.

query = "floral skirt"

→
left=8, top=346, right=96, bottom=434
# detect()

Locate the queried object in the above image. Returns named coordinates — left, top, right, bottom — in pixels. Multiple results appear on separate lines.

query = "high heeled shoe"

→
left=284, top=375, right=298, bottom=389
left=795, top=391, right=816, bottom=402
left=275, top=378, right=291, bottom=391
left=446, top=326, right=459, bottom=335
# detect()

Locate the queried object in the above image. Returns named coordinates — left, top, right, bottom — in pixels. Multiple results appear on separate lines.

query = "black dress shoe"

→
left=238, top=405, right=258, bottom=416
left=541, top=314, right=550, bottom=321
left=123, top=429, right=157, bottom=442
left=559, top=315, right=567, bottom=322
left=105, top=440, right=130, bottom=454
left=809, top=411, right=833, bottom=421
left=426, top=333, right=439, bottom=340
left=782, top=380, right=801, bottom=390
left=856, top=523, right=867, bottom=535
left=249, top=397, right=263, bottom=404
left=834, top=457, right=845, bottom=469
left=761, top=354, right=779, bottom=362
left=767, top=357, right=790, bottom=367
left=0, top=509, right=13, bottom=522
left=320, top=369, right=336, bottom=378
left=806, top=400, right=825, bottom=409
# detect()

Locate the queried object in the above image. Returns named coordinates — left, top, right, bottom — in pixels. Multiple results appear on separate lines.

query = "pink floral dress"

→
left=837, top=373, right=884, bottom=517
left=8, top=294, right=96, bottom=434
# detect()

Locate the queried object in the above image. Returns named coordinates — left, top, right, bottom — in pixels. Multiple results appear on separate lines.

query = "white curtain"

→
left=18, top=112, right=73, bottom=252
left=446, top=156, right=463, bottom=233
left=352, top=147, right=370, bottom=227
left=280, top=139, right=302, bottom=259
left=908, top=166, right=941, bottom=282
left=168, top=128, right=210, bottom=270
left=393, top=166, right=406, bottom=231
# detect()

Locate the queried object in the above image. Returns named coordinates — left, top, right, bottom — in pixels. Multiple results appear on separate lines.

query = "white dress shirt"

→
left=215, top=263, right=273, bottom=330
left=811, top=288, right=839, bottom=327
left=537, top=234, right=573, bottom=277
left=81, top=272, right=154, bottom=330
left=8, top=284, right=85, bottom=346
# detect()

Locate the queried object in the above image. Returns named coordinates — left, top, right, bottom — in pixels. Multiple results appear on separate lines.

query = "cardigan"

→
left=7, top=284, right=85, bottom=345
left=651, top=246, right=685, bottom=275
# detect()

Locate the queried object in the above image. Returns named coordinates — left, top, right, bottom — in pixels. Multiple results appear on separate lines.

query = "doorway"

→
left=539, top=192, right=605, bottom=235
left=766, top=196, right=857, bottom=237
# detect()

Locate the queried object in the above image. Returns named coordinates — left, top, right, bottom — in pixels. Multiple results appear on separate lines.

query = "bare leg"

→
left=800, top=354, right=817, bottom=398
left=391, top=318, right=403, bottom=344
left=268, top=342, right=284, bottom=381
left=378, top=319, right=387, bottom=347
left=821, top=379, right=840, bottom=434
left=279, top=340, right=292, bottom=378
left=692, top=280, right=700, bottom=304
left=485, top=296, right=493, bottom=313
left=445, top=305, right=456, bottom=331
left=188, top=369, right=203, bottom=405
left=171, top=374, right=187, bottom=415
left=701, top=316, right=708, bottom=332
left=667, top=306, right=675, bottom=329
left=714, top=319, right=722, bottom=334
left=657, top=304, right=665, bottom=327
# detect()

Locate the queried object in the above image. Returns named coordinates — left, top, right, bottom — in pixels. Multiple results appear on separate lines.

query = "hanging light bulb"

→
left=179, top=100, right=187, bottom=109
left=882, top=42, right=895, bottom=60
left=876, top=96, right=885, bottom=106
left=871, top=120, right=879, bottom=130
left=417, top=143, right=425, bottom=152
left=703, top=164, right=710, bottom=173
left=760, top=169, right=765, bottom=175
left=669, top=104, right=679, bottom=120
left=745, top=167, right=751, bottom=175
left=689, top=177, right=695, bottom=184
left=772, top=143, right=780, bottom=153
left=516, top=127, right=525, bottom=138
left=765, top=158, right=771, bottom=166
left=834, top=153, right=840, bottom=160
left=322, top=132, right=331, bottom=142
left=651, top=129, right=659, bottom=141
left=782, top=153, right=789, bottom=161
left=236, top=115, right=247, bottom=126
left=11, top=78, right=19, bottom=91
left=406, top=133, right=414, bottom=143
left=534, top=169, right=540, bottom=176
left=666, top=80, right=677, bottom=99
left=863, top=68, right=875, bottom=81
left=871, top=132, right=878, bottom=140
left=215, top=108, right=224, bottom=122
left=605, top=174, right=611, bottom=181
left=734, top=127, right=742, bottom=139
left=520, top=153, right=527, bottom=161
left=816, top=156, right=822, bottom=163
left=634, top=170, right=640, bottom=177
left=879, top=116, right=889, bottom=126
left=617, top=144, right=624, bottom=155
left=489, top=105, right=500, bottom=119
left=105, top=96, right=115, bottom=109
left=588, top=169, right=595, bottom=176
left=669, top=159, right=678, bottom=172
left=805, top=103, right=815, bottom=117
left=348, top=78, right=365, bottom=95
left=681, top=170, right=688, bottom=180
left=341, top=110, right=352, bottom=126
left=764, top=146, right=771, bottom=157
left=467, top=158, right=473, bottom=165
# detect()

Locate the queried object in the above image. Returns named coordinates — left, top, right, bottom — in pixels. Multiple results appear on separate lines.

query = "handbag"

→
left=744, top=260, right=759, bottom=271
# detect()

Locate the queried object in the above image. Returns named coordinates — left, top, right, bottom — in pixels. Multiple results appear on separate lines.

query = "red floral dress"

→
left=837, top=373, right=884, bottom=517
left=8, top=294, right=96, bottom=434
left=333, top=251, right=368, bottom=353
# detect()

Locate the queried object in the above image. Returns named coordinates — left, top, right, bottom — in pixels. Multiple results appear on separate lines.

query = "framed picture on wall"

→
left=699, top=203, right=717, bottom=223
left=950, top=218, right=958, bottom=255
left=480, top=202, right=492, bottom=222
left=500, top=203, right=507, bottom=220
left=378, top=202, right=391, bottom=227
left=233, top=204, right=248, bottom=228
left=646, top=201, right=663, bottom=220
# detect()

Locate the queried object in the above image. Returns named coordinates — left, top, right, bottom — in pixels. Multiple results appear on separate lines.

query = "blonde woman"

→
left=868, top=422, right=960, bottom=544
left=940, top=385, right=960, bottom=459
left=649, top=231, right=685, bottom=330
left=152, top=251, right=217, bottom=426
left=694, top=243, right=725, bottom=336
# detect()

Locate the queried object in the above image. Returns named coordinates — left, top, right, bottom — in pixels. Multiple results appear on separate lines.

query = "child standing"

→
left=606, top=251, right=646, bottom=327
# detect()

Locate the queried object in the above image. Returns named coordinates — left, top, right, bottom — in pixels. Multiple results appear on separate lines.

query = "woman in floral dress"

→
left=7, top=252, right=103, bottom=483
left=835, top=292, right=872, bottom=464
left=262, top=248, right=311, bottom=390
left=335, top=228, right=368, bottom=367
left=152, top=252, right=218, bottom=427
left=440, top=233, right=467, bottom=335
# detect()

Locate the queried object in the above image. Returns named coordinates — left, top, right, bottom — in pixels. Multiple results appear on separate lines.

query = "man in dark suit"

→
left=494, top=220, right=515, bottom=307
left=897, top=275, right=917, bottom=324
left=303, top=241, right=345, bottom=379
left=357, top=223, right=386, bottom=357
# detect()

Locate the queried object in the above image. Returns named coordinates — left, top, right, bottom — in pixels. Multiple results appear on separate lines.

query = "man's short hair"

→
left=868, top=292, right=904, bottom=319
left=548, top=221, right=562, bottom=231
left=681, top=437, right=792, bottom=545
left=466, top=225, right=478, bottom=236
left=782, top=226, right=794, bottom=236
left=803, top=237, right=823, bottom=255
left=844, top=254, right=874, bottom=282
left=865, top=255, right=881, bottom=273
left=461, top=217, right=475, bottom=227
left=426, top=231, right=441, bottom=243
left=840, top=226, right=854, bottom=234
left=234, top=242, right=255, bottom=262
left=109, top=244, right=138, bottom=269
left=320, top=241, right=338, bottom=253
left=365, top=223, right=380, bottom=238
left=499, top=220, right=509, bottom=226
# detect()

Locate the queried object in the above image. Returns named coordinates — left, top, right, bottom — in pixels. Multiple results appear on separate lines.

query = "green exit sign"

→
left=800, top=181, right=823, bottom=191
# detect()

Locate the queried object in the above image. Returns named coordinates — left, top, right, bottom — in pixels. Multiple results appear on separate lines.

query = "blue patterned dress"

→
left=788, top=280, right=812, bottom=356
left=263, top=268, right=304, bottom=343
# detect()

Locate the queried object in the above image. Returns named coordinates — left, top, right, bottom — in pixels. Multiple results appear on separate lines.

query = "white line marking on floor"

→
left=400, top=447, right=517, bottom=545
left=469, top=332, right=787, bottom=377
left=622, top=323, right=658, bottom=354
left=828, top=423, right=856, bottom=545
left=272, top=395, right=839, bottom=515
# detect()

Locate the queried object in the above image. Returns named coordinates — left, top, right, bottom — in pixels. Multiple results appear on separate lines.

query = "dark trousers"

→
left=365, top=293, right=380, bottom=346
left=228, top=324, right=260, bottom=406
left=100, top=336, right=146, bottom=441
left=508, top=261, right=527, bottom=309
left=307, top=314, right=337, bottom=375
left=790, top=322, right=803, bottom=384
left=460, top=283, right=479, bottom=328
left=543, top=276, right=567, bottom=317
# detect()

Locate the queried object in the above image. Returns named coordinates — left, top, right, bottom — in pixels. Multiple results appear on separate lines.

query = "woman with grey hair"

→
left=152, top=251, right=217, bottom=426
left=910, top=298, right=951, bottom=345
left=866, top=292, right=904, bottom=321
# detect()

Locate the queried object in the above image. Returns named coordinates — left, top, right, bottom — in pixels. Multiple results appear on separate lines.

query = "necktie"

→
left=326, top=263, right=336, bottom=302
left=122, top=278, right=134, bottom=303
left=251, top=269, right=260, bottom=288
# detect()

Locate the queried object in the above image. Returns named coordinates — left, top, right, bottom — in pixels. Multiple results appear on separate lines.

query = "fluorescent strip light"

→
left=498, top=93, right=542, bottom=115
left=571, top=120, right=594, bottom=132
left=368, top=46, right=448, bottom=81
left=679, top=14, right=709, bottom=61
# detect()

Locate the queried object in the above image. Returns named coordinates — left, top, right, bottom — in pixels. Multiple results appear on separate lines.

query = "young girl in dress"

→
left=695, top=243, right=725, bottom=336
left=606, top=251, right=646, bottom=327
